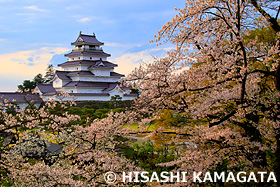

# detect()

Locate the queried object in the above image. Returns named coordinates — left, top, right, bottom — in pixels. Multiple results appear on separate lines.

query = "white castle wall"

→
left=70, top=76, right=119, bottom=82
left=41, top=93, right=135, bottom=102
left=53, top=78, right=70, bottom=88
left=62, top=87, right=104, bottom=93
left=68, top=56, right=107, bottom=61
left=62, top=65, right=89, bottom=71
left=90, top=69, right=110, bottom=76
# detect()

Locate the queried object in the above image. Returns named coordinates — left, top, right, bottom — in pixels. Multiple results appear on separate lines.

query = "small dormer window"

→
left=99, top=62, right=105, bottom=66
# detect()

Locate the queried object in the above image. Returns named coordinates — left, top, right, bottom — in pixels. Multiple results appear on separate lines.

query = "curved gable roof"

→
left=88, top=60, right=118, bottom=70
left=71, top=33, right=104, bottom=46
left=103, top=83, right=118, bottom=92
left=36, top=84, right=57, bottom=94
left=55, top=71, right=71, bottom=81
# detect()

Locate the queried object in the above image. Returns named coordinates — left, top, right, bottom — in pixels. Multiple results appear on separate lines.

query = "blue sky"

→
left=0, top=0, right=185, bottom=91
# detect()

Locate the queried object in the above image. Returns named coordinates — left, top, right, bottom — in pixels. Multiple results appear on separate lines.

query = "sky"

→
left=0, top=0, right=185, bottom=91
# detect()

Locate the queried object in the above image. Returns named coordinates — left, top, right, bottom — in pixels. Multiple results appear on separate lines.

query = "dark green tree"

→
left=18, top=65, right=56, bottom=92
left=44, top=65, right=55, bottom=83
left=110, top=95, right=122, bottom=108
left=17, top=80, right=36, bottom=92
left=33, top=73, right=45, bottom=84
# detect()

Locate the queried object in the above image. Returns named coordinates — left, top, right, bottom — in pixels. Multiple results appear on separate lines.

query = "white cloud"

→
left=0, top=47, right=69, bottom=91
left=111, top=47, right=172, bottom=75
left=24, top=5, right=48, bottom=12
left=16, top=13, right=35, bottom=16
left=66, top=5, right=81, bottom=10
left=106, top=42, right=141, bottom=48
left=78, top=17, right=91, bottom=23
left=73, top=15, right=113, bottom=24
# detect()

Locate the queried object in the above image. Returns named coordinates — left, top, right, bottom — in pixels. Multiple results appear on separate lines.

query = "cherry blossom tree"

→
left=124, top=0, right=280, bottom=185
left=2, top=0, right=280, bottom=186
left=0, top=94, right=142, bottom=186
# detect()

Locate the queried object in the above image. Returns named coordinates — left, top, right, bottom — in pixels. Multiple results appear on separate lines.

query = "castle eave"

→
left=64, top=51, right=111, bottom=57
left=63, top=81, right=116, bottom=88
left=69, top=93, right=109, bottom=96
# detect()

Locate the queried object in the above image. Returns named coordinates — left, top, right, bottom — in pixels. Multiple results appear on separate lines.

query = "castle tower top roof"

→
left=71, top=31, right=104, bottom=46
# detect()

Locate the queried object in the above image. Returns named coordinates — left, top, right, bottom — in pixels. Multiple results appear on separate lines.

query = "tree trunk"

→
left=274, top=133, right=280, bottom=186
left=274, top=63, right=280, bottom=186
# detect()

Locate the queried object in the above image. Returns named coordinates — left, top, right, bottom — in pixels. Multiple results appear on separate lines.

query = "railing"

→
left=72, top=48, right=103, bottom=52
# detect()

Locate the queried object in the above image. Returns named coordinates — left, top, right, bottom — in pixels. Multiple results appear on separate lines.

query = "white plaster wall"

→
left=60, top=88, right=77, bottom=93
left=107, top=87, right=137, bottom=101
left=53, top=77, right=62, bottom=88
left=76, top=88, right=104, bottom=93
left=90, top=69, right=110, bottom=76
left=80, top=66, right=89, bottom=70
left=62, top=80, right=70, bottom=87
left=70, top=76, right=119, bottom=82
left=108, top=88, right=123, bottom=96
left=35, top=88, right=43, bottom=95
left=74, top=95, right=110, bottom=101
left=63, top=66, right=81, bottom=71
left=70, top=76, right=80, bottom=81
left=54, top=78, right=70, bottom=88
left=40, top=93, right=135, bottom=101
left=83, top=56, right=107, bottom=61
left=68, top=57, right=82, bottom=61
left=54, top=87, right=63, bottom=93
left=68, top=56, right=107, bottom=61
left=63, top=65, right=96, bottom=71
left=61, top=87, right=104, bottom=93
left=44, top=95, right=111, bottom=101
